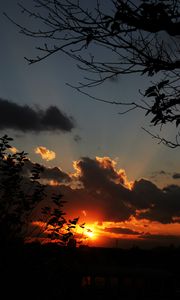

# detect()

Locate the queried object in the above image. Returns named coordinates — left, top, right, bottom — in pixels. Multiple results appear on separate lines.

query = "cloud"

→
left=23, top=159, right=71, bottom=184
left=132, top=181, right=180, bottom=223
left=22, top=155, right=180, bottom=227
left=0, top=98, right=74, bottom=132
left=74, top=156, right=133, bottom=189
left=69, top=156, right=134, bottom=221
left=159, top=170, right=166, bottom=175
left=172, top=173, right=180, bottom=179
left=104, top=227, right=141, bottom=235
left=67, top=157, right=180, bottom=224
left=9, top=146, right=19, bottom=154
left=140, top=233, right=180, bottom=240
left=42, top=167, right=71, bottom=183
left=150, top=170, right=167, bottom=179
left=35, top=146, right=56, bottom=161
left=132, top=179, right=161, bottom=210
left=19, top=155, right=180, bottom=247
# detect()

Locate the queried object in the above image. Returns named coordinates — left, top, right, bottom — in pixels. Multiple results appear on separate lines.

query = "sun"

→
left=85, top=228, right=94, bottom=239
left=75, top=222, right=99, bottom=245
left=83, top=224, right=98, bottom=240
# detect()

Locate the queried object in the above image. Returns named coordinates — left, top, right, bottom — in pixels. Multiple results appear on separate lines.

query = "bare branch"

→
left=5, top=0, right=180, bottom=147
left=142, top=127, right=180, bottom=148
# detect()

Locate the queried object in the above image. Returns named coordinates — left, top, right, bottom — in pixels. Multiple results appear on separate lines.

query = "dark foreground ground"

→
left=1, top=243, right=180, bottom=299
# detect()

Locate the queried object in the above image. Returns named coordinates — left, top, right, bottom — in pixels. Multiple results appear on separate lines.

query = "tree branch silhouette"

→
left=4, top=0, right=180, bottom=146
left=0, top=135, right=81, bottom=245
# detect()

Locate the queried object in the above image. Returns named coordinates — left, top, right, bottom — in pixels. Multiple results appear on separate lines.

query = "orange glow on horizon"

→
left=76, top=223, right=98, bottom=241
left=29, top=215, right=180, bottom=247
left=30, top=220, right=99, bottom=244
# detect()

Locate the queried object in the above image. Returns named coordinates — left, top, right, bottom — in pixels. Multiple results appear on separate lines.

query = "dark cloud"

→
left=76, top=156, right=127, bottom=188
left=104, top=227, right=141, bottom=235
left=159, top=170, right=166, bottom=175
left=23, top=160, right=71, bottom=184
left=172, top=173, right=180, bottom=179
left=73, top=157, right=133, bottom=221
left=25, top=156, right=180, bottom=225
left=132, top=179, right=161, bottom=209
left=152, top=170, right=167, bottom=176
left=132, top=181, right=180, bottom=223
left=140, top=233, right=180, bottom=241
left=150, top=170, right=169, bottom=180
left=43, top=157, right=180, bottom=224
left=0, top=98, right=74, bottom=132
left=42, top=167, right=71, bottom=183
left=71, top=158, right=180, bottom=224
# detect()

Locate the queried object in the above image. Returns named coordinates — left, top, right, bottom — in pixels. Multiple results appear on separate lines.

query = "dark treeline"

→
left=1, top=242, right=180, bottom=299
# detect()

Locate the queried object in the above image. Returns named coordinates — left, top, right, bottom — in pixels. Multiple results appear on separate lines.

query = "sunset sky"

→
left=1, top=0, right=180, bottom=248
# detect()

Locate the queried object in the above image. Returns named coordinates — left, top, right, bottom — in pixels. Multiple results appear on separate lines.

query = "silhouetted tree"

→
left=5, top=0, right=180, bottom=147
left=0, top=134, right=33, bottom=244
left=41, top=196, right=81, bottom=246
left=0, top=135, right=80, bottom=246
